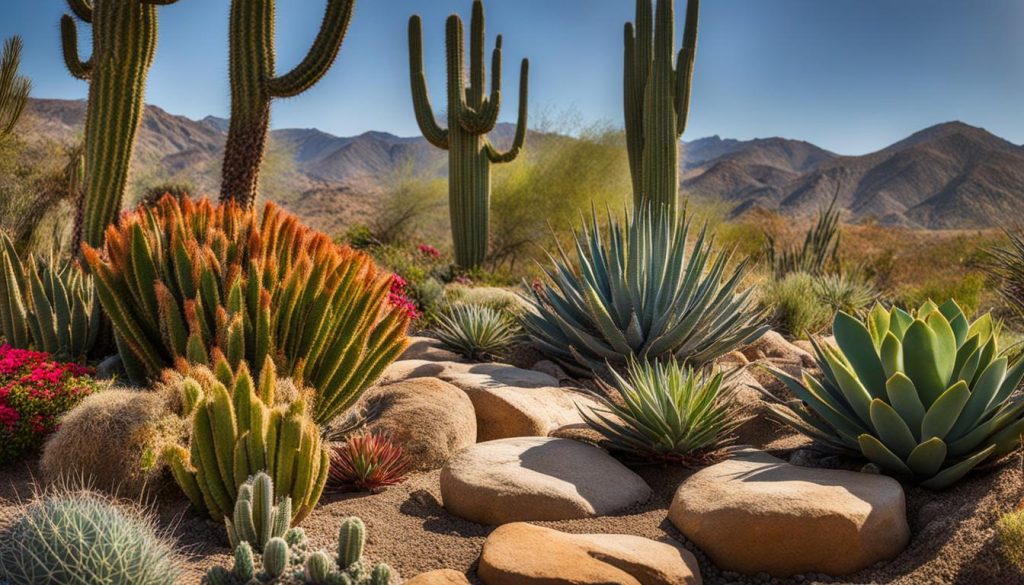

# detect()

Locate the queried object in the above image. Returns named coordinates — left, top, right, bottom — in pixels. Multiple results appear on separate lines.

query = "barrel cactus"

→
left=768, top=300, right=1024, bottom=489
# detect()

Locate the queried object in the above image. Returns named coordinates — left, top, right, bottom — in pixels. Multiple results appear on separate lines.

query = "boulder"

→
left=531, top=360, right=571, bottom=382
left=378, top=359, right=447, bottom=385
left=466, top=385, right=603, bottom=441
left=401, top=336, right=465, bottom=362
left=441, top=437, right=650, bottom=525
left=478, top=523, right=702, bottom=585
left=405, top=570, right=471, bottom=585
left=378, top=360, right=558, bottom=390
left=741, top=330, right=814, bottom=367
left=363, top=378, right=476, bottom=470
left=668, top=448, right=909, bottom=577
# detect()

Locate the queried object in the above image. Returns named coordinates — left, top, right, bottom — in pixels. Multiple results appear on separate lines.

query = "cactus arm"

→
left=467, top=0, right=485, bottom=109
left=266, top=0, right=354, bottom=97
left=407, top=16, right=449, bottom=149
left=60, top=15, right=92, bottom=81
left=66, top=0, right=93, bottom=22
left=445, top=14, right=468, bottom=125
left=675, top=0, right=699, bottom=137
left=623, top=22, right=642, bottom=196
left=485, top=59, right=528, bottom=164
left=461, top=35, right=502, bottom=135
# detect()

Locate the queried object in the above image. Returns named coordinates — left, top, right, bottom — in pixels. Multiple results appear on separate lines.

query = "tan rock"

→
left=669, top=448, right=909, bottom=577
left=441, top=437, right=651, bottom=525
left=478, top=523, right=702, bottom=585
left=378, top=359, right=447, bottom=385
left=741, top=330, right=814, bottom=367
left=363, top=378, right=476, bottom=470
left=466, top=385, right=602, bottom=441
left=404, top=569, right=471, bottom=585
left=401, top=336, right=465, bottom=362
left=378, top=360, right=558, bottom=390
left=531, top=360, right=571, bottom=382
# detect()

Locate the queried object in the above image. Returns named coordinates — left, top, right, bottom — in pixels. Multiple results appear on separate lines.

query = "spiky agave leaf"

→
left=328, top=432, right=410, bottom=492
left=431, top=303, right=520, bottom=360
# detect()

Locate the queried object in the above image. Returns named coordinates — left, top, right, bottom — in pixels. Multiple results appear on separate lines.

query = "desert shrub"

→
left=812, top=271, right=877, bottom=316
left=0, top=345, right=101, bottom=464
left=768, top=301, right=1024, bottom=489
left=207, top=517, right=393, bottom=584
left=444, top=284, right=528, bottom=315
left=0, top=489, right=182, bottom=585
left=896, top=273, right=987, bottom=318
left=367, top=243, right=452, bottom=322
left=328, top=432, right=409, bottom=493
left=998, top=508, right=1024, bottom=570
left=82, top=195, right=410, bottom=425
left=366, top=157, right=447, bottom=246
left=40, top=387, right=185, bottom=498
left=760, top=272, right=832, bottom=337
left=431, top=303, right=520, bottom=361
left=523, top=207, right=766, bottom=377
left=763, top=197, right=841, bottom=278
left=0, top=136, right=80, bottom=251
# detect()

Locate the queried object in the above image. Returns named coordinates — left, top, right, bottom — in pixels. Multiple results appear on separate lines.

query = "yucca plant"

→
left=769, top=300, right=1024, bottom=489
left=164, top=355, right=329, bottom=523
left=581, top=359, right=742, bottom=464
left=82, top=195, right=410, bottom=424
left=763, top=196, right=841, bottom=279
left=432, top=303, right=520, bottom=360
left=0, top=231, right=104, bottom=360
left=523, top=206, right=766, bottom=377
left=328, top=432, right=410, bottom=493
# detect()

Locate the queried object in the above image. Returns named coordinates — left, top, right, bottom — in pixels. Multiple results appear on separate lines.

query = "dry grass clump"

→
left=997, top=507, right=1024, bottom=570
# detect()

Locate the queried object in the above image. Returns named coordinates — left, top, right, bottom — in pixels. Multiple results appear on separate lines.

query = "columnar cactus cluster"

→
left=623, top=0, right=700, bottom=218
left=226, top=473, right=294, bottom=552
left=82, top=195, right=410, bottom=424
left=165, top=357, right=330, bottom=523
left=220, top=0, right=355, bottom=208
left=408, top=0, right=529, bottom=269
left=59, top=0, right=181, bottom=249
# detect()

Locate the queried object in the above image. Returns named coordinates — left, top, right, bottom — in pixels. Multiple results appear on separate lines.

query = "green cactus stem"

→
left=60, top=0, right=180, bottom=249
left=624, top=0, right=700, bottom=218
left=219, top=0, right=355, bottom=208
left=408, top=0, right=529, bottom=269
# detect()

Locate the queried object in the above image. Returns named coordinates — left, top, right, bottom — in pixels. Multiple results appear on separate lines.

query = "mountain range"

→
left=23, top=98, right=1024, bottom=230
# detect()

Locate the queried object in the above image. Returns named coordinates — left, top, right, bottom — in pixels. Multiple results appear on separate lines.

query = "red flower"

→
left=416, top=244, right=441, bottom=260
left=387, top=274, right=420, bottom=321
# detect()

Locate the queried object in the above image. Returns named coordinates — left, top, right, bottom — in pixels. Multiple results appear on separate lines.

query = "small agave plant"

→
left=769, top=300, right=1024, bottom=489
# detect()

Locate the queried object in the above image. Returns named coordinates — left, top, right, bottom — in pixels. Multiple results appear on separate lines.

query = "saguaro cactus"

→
left=408, top=0, right=529, bottom=269
left=624, top=0, right=700, bottom=218
left=220, top=0, right=355, bottom=208
left=60, top=0, right=179, bottom=249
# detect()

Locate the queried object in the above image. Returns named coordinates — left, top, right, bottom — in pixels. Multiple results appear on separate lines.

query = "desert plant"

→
left=432, top=303, right=520, bottom=360
left=623, top=0, right=700, bottom=218
left=581, top=359, right=742, bottom=463
left=760, top=272, right=832, bottom=337
left=226, top=472, right=296, bottom=552
left=444, top=284, right=527, bottom=315
left=220, top=0, right=354, bottom=208
left=164, top=356, right=330, bottom=523
left=768, top=300, right=1024, bottom=489
left=998, top=507, right=1024, bottom=570
left=763, top=196, right=841, bottom=279
left=523, top=206, right=766, bottom=377
left=0, top=36, right=30, bottom=142
left=206, top=516, right=392, bottom=584
left=60, top=0, right=181, bottom=248
left=813, top=271, right=877, bottom=316
left=328, top=432, right=410, bottom=493
left=82, top=195, right=410, bottom=424
left=0, top=231, right=104, bottom=359
left=986, top=228, right=1024, bottom=320
left=0, top=489, right=182, bottom=585
left=408, top=0, right=530, bottom=268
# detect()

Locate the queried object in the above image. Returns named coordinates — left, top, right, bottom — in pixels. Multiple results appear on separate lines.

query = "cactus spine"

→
left=220, top=0, right=355, bottom=208
left=60, top=0, right=179, bottom=249
left=624, top=0, right=700, bottom=218
left=408, top=0, right=529, bottom=269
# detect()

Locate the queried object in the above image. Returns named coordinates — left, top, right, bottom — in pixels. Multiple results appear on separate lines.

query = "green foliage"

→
left=220, top=0, right=355, bottom=208
left=206, top=516, right=393, bottom=584
left=623, top=0, right=699, bottom=218
left=997, top=508, right=1024, bottom=571
left=896, top=273, right=987, bottom=319
left=0, top=489, right=182, bottom=585
left=60, top=0, right=181, bottom=248
left=226, top=472, right=294, bottom=552
left=164, top=357, right=330, bottom=524
left=408, top=0, right=529, bottom=268
left=763, top=198, right=841, bottom=279
left=813, top=271, right=878, bottom=316
left=432, top=303, right=520, bottom=360
left=582, top=359, right=741, bottom=463
left=0, top=36, right=30, bottom=141
left=523, top=206, right=766, bottom=376
left=365, top=157, right=447, bottom=246
left=0, top=138, right=82, bottom=251
left=984, top=229, right=1024, bottom=319
left=769, top=301, right=1024, bottom=489
left=760, top=272, right=832, bottom=337
left=444, top=284, right=526, bottom=315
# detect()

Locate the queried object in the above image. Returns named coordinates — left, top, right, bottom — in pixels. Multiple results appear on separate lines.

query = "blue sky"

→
left=5, top=1, right=1024, bottom=155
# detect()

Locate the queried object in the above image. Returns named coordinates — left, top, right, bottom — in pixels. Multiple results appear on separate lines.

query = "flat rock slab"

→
left=380, top=360, right=558, bottom=390
left=400, top=336, right=465, bottom=363
left=669, top=448, right=909, bottom=577
left=441, top=437, right=651, bottom=525
left=466, top=385, right=603, bottom=441
left=364, top=378, right=476, bottom=470
left=478, top=523, right=702, bottom=585
left=405, top=569, right=471, bottom=585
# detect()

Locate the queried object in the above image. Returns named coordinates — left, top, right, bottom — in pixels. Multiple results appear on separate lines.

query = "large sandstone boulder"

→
left=741, top=330, right=814, bottom=367
left=400, top=336, right=465, bottom=362
left=405, top=570, right=471, bottom=585
left=668, top=449, right=909, bottom=577
left=363, top=378, right=476, bottom=470
left=379, top=360, right=558, bottom=390
left=441, top=437, right=651, bottom=525
left=478, top=523, right=702, bottom=585
left=467, top=385, right=602, bottom=441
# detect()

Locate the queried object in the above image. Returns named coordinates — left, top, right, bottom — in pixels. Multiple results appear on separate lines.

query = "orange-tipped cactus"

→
left=83, top=195, right=410, bottom=424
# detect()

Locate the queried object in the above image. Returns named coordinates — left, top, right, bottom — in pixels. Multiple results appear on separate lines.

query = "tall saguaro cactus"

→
left=60, top=0, right=179, bottom=250
left=219, top=0, right=355, bottom=208
left=408, top=0, right=529, bottom=269
left=624, top=0, right=700, bottom=218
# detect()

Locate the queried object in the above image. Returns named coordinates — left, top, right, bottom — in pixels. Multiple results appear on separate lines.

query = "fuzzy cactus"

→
left=220, top=0, right=355, bottom=208
left=624, top=0, right=700, bottom=218
left=60, top=0, right=181, bottom=249
left=408, top=0, right=529, bottom=269
left=165, top=357, right=330, bottom=524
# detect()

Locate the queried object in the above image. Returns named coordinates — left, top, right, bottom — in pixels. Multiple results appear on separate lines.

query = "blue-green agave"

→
left=769, top=300, right=1024, bottom=489
left=522, top=206, right=767, bottom=376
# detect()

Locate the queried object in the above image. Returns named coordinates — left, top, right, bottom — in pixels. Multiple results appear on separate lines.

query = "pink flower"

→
left=417, top=244, right=441, bottom=260
left=387, top=274, right=420, bottom=321
left=0, top=404, right=20, bottom=429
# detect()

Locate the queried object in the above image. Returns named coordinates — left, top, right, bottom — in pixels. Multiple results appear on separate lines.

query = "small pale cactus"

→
left=305, top=550, right=334, bottom=583
left=337, top=517, right=366, bottom=570
left=263, top=537, right=289, bottom=578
